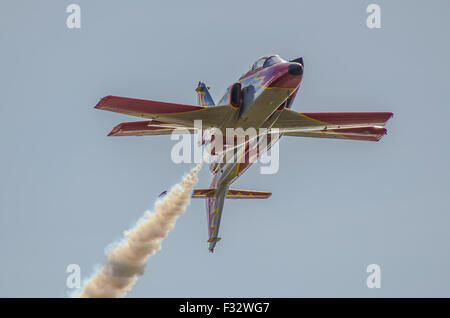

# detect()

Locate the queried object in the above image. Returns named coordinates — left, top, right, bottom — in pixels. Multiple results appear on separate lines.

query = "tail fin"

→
left=195, top=82, right=215, bottom=106
left=192, top=189, right=271, bottom=199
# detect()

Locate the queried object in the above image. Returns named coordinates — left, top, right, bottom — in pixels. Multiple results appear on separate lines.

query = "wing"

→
left=272, top=109, right=393, bottom=141
left=95, top=95, right=231, bottom=128
left=107, top=120, right=195, bottom=136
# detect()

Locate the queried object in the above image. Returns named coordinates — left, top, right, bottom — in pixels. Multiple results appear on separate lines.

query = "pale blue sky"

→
left=1, top=0, right=450, bottom=297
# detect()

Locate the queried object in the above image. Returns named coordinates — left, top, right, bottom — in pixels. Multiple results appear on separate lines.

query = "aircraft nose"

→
left=267, top=62, right=303, bottom=89
left=288, top=63, right=303, bottom=76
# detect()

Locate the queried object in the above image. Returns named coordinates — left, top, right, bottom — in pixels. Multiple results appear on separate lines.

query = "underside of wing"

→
left=273, top=110, right=393, bottom=141
left=283, top=126, right=388, bottom=141
left=95, top=95, right=231, bottom=128
left=107, top=120, right=195, bottom=136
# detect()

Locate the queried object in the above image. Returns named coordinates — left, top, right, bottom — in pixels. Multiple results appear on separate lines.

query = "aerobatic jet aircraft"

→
left=95, top=54, right=393, bottom=252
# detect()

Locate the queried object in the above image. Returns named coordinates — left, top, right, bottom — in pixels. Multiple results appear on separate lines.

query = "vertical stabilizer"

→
left=195, top=81, right=215, bottom=106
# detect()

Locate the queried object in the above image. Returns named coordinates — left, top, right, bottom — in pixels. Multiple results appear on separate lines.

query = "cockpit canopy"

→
left=251, top=55, right=286, bottom=70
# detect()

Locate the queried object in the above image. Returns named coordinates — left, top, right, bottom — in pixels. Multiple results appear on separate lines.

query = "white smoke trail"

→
left=74, top=163, right=202, bottom=298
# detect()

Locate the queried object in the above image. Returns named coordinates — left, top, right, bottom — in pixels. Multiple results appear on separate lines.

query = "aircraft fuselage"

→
left=205, top=57, right=304, bottom=251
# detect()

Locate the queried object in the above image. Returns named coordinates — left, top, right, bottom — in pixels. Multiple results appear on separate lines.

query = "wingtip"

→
left=94, top=95, right=113, bottom=109
left=374, top=127, right=388, bottom=142
left=107, top=123, right=122, bottom=136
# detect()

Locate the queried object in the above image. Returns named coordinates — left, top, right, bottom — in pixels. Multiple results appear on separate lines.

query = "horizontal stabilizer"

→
left=192, top=189, right=215, bottom=198
left=227, top=189, right=272, bottom=199
left=192, top=189, right=272, bottom=199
